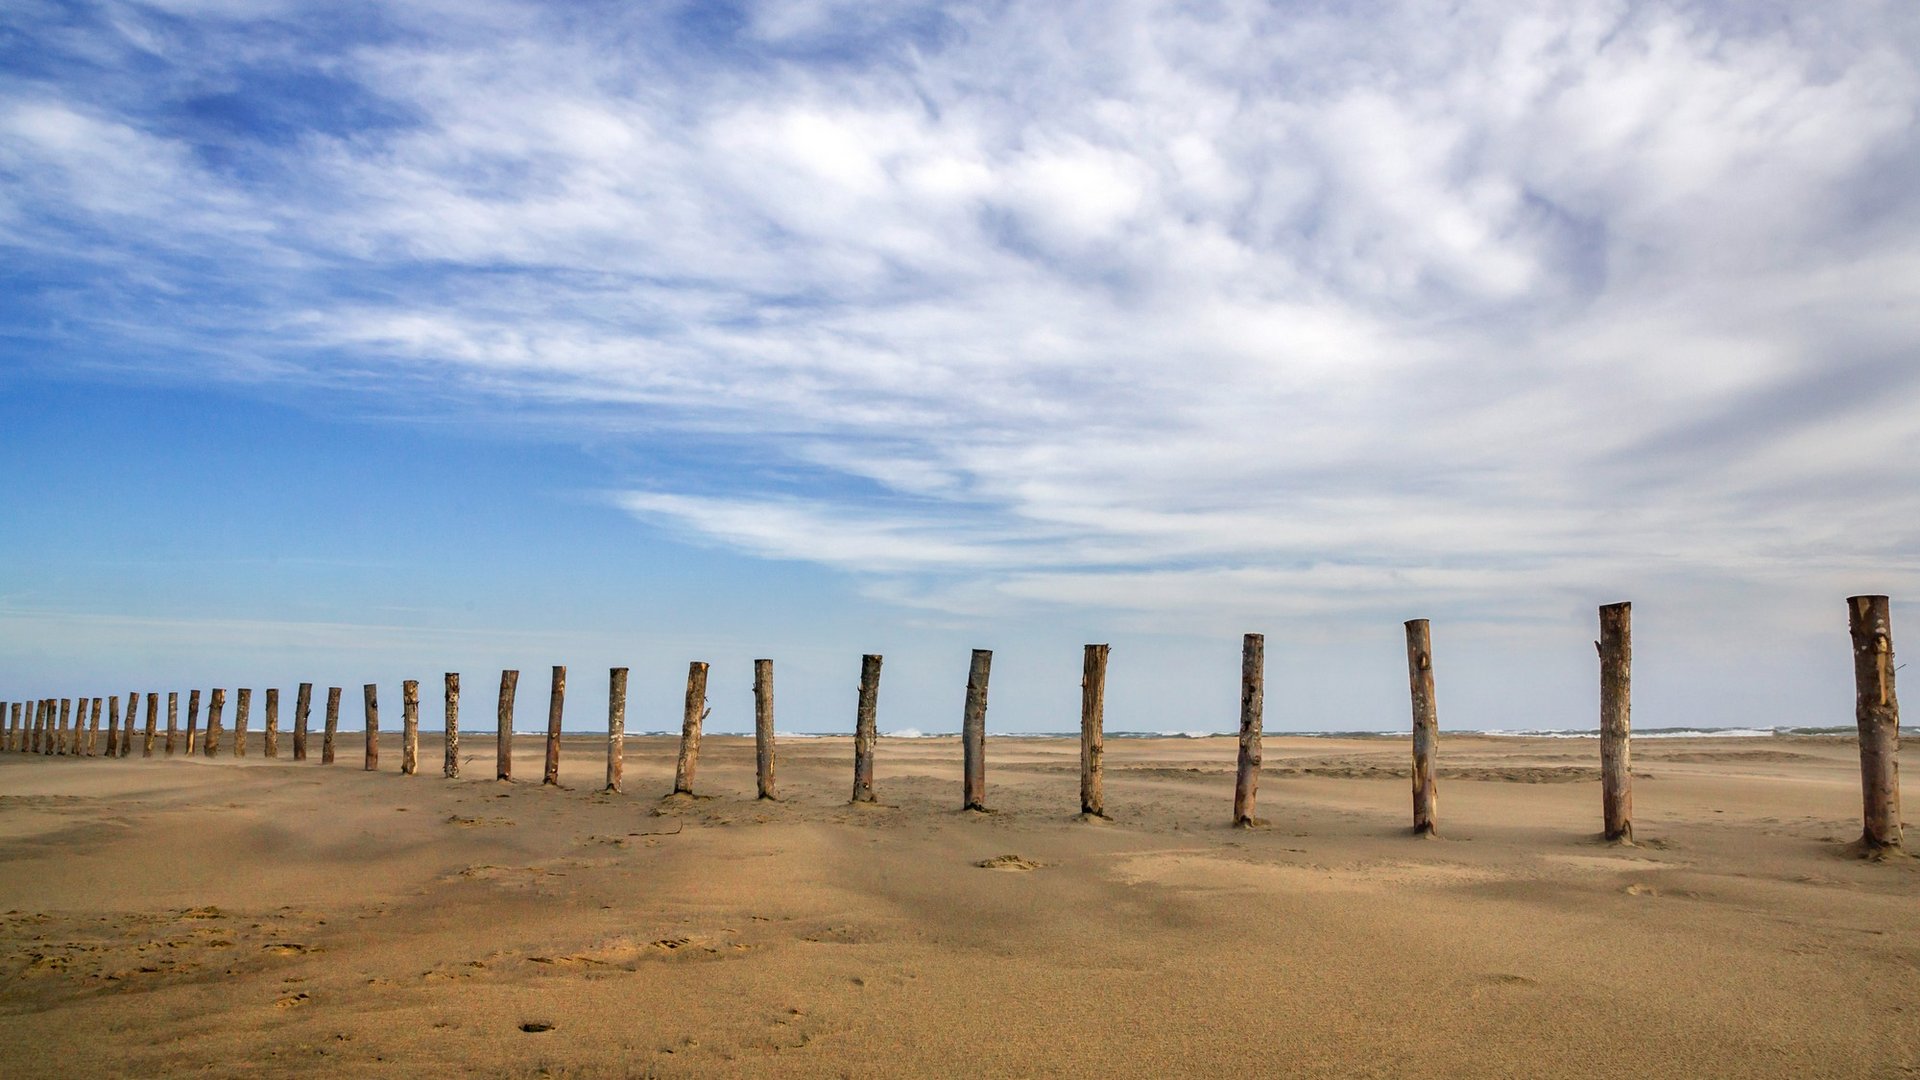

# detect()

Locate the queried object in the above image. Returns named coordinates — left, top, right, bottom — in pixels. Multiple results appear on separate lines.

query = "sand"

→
left=0, top=732, right=1915, bottom=1078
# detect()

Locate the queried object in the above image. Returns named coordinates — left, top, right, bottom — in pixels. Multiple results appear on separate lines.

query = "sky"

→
left=2, top=0, right=1918, bottom=736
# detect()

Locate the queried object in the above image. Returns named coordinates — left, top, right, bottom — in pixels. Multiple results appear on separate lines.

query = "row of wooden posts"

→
left=0, top=597, right=1904, bottom=851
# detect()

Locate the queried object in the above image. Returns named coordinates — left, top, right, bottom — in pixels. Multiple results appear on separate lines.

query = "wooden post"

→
left=1234, top=633, right=1264, bottom=827
left=852, top=654, right=882, bottom=803
left=444, top=673, right=460, bottom=779
left=1848, top=595, right=1902, bottom=851
left=87, top=697, right=102, bottom=756
left=144, top=693, right=159, bottom=757
left=496, top=670, right=518, bottom=781
left=122, top=692, right=136, bottom=757
left=363, top=684, right=379, bottom=771
left=543, top=666, right=565, bottom=786
left=1597, top=602, right=1633, bottom=842
left=57, top=698, right=70, bottom=756
left=6, top=701, right=16, bottom=752
left=606, top=667, right=626, bottom=793
left=400, top=679, right=420, bottom=776
left=185, top=689, right=200, bottom=756
left=106, top=696, right=120, bottom=758
left=323, top=687, right=340, bottom=765
left=673, top=662, right=707, bottom=795
left=1406, top=619, right=1439, bottom=835
left=293, top=683, right=312, bottom=761
left=263, top=688, right=279, bottom=759
left=205, top=688, right=225, bottom=758
left=233, top=688, right=250, bottom=758
left=29, top=700, right=42, bottom=754
left=754, top=659, right=777, bottom=800
left=963, top=649, right=991, bottom=811
left=1081, top=644, right=1109, bottom=818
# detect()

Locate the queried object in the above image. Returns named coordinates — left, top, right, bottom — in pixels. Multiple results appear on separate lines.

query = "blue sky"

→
left=3, top=0, right=1917, bottom=734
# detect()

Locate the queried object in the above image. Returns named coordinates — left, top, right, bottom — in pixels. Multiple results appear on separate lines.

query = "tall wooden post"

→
left=57, top=698, right=71, bottom=755
left=233, top=688, right=250, bottom=757
left=293, top=683, right=312, bottom=761
left=263, top=688, right=279, bottom=758
left=1234, top=633, right=1264, bottom=827
left=30, top=700, right=42, bottom=754
left=443, top=673, right=460, bottom=779
left=106, top=696, right=120, bottom=758
left=852, top=654, right=882, bottom=803
left=754, top=659, right=777, bottom=800
left=606, top=667, right=627, bottom=793
left=144, top=693, right=158, bottom=756
left=543, top=666, right=565, bottom=786
left=496, top=670, right=518, bottom=781
left=166, top=692, right=179, bottom=755
left=1848, top=595, right=1902, bottom=851
left=185, top=689, right=200, bottom=756
left=362, top=685, right=379, bottom=771
left=400, top=679, right=420, bottom=776
left=122, top=692, right=137, bottom=757
left=963, top=649, right=991, bottom=812
left=323, top=686, right=340, bottom=765
left=1405, top=619, right=1439, bottom=835
left=674, top=661, right=707, bottom=795
left=7, top=701, right=17, bottom=752
left=1081, top=644, right=1109, bottom=818
left=206, top=689, right=226, bottom=758
left=1598, top=602, right=1633, bottom=842
left=87, top=697, right=102, bottom=756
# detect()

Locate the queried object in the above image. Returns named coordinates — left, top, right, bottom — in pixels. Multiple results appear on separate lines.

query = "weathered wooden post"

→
left=1081, top=644, right=1109, bottom=818
left=1405, top=619, right=1439, bottom=835
left=6, top=701, right=16, bottom=752
left=205, top=688, right=226, bottom=758
left=185, top=689, right=200, bottom=756
left=496, top=670, right=518, bottom=781
left=144, top=693, right=159, bottom=756
left=754, top=659, right=777, bottom=800
left=1234, top=633, right=1264, bottom=828
left=293, top=683, right=312, bottom=761
left=122, top=692, right=136, bottom=757
left=29, top=700, right=42, bottom=754
left=543, top=666, right=565, bottom=786
left=106, top=696, right=120, bottom=758
left=1848, top=595, right=1902, bottom=852
left=263, top=688, right=279, bottom=758
left=673, top=661, right=708, bottom=795
left=58, top=698, right=71, bottom=755
left=1598, top=602, right=1633, bottom=842
left=852, top=654, right=882, bottom=803
left=606, top=667, right=627, bottom=793
left=45, top=698, right=58, bottom=755
left=443, top=673, right=460, bottom=779
left=362, top=684, right=379, bottom=771
left=85, top=697, right=101, bottom=756
left=166, top=692, right=180, bottom=755
left=963, top=649, right=991, bottom=812
left=323, top=686, right=340, bottom=765
left=400, top=679, right=420, bottom=776
left=233, top=688, right=250, bottom=757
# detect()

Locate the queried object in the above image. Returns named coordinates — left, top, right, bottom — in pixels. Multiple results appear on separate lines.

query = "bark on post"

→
left=145, top=693, right=160, bottom=757
left=233, top=688, right=250, bottom=758
left=674, top=662, right=707, bottom=795
left=30, top=700, right=42, bottom=754
left=1405, top=619, right=1439, bottom=835
left=443, top=673, right=460, bottom=779
left=754, top=659, right=777, bottom=800
left=185, top=689, right=200, bottom=756
left=88, top=697, right=103, bottom=756
left=496, top=670, right=518, bottom=781
left=1848, top=595, right=1902, bottom=852
left=362, top=684, right=379, bottom=771
left=852, top=654, right=882, bottom=804
left=543, top=666, right=565, bottom=787
left=1234, top=633, right=1264, bottom=827
left=322, top=687, right=340, bottom=765
left=1597, top=602, right=1633, bottom=842
left=962, top=649, right=991, bottom=812
left=106, top=695, right=120, bottom=758
left=263, top=689, right=279, bottom=759
left=400, top=679, right=420, bottom=776
left=606, top=667, right=627, bottom=793
left=6, top=702, right=17, bottom=752
left=293, top=683, right=312, bottom=761
left=122, top=693, right=137, bottom=757
left=1081, top=644, right=1110, bottom=818
left=57, top=698, right=70, bottom=755
left=205, top=688, right=225, bottom=758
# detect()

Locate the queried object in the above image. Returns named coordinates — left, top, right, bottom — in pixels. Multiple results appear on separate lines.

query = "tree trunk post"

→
left=852, top=654, right=882, bottom=803
left=322, top=686, right=340, bottom=765
left=754, top=659, right=777, bottom=800
left=263, top=688, right=279, bottom=758
left=1848, top=595, right=1902, bottom=852
left=145, top=693, right=159, bottom=757
left=400, top=679, right=420, bottom=776
left=86, top=697, right=101, bottom=756
left=6, top=701, right=17, bottom=752
left=444, top=673, right=460, bottom=779
left=57, top=698, right=70, bottom=755
left=293, top=683, right=312, bottom=761
left=184, top=689, right=200, bottom=756
left=962, top=649, right=992, bottom=811
left=1598, top=602, right=1633, bottom=842
left=205, top=688, right=225, bottom=758
left=674, top=661, right=707, bottom=795
left=496, top=670, right=518, bottom=781
left=606, top=667, right=627, bottom=793
left=1406, top=619, right=1439, bottom=835
left=121, top=693, right=135, bottom=757
left=29, top=700, right=42, bottom=754
left=1081, top=644, right=1109, bottom=818
left=543, top=666, right=565, bottom=786
left=362, top=684, right=379, bottom=771
left=232, top=688, right=249, bottom=758
left=106, top=695, right=119, bottom=758
left=1234, top=633, right=1264, bottom=827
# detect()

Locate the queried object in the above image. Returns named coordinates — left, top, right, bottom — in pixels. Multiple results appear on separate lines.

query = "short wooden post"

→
left=963, top=649, right=991, bottom=811
left=233, top=688, right=250, bottom=757
left=323, top=686, right=340, bottom=765
left=122, top=692, right=136, bottom=757
left=443, top=673, right=460, bottom=779
left=496, top=670, right=518, bottom=781
left=852, top=654, right=882, bottom=803
left=144, top=693, right=159, bottom=756
left=400, top=679, right=420, bottom=776
left=605, top=667, right=626, bottom=793
left=6, top=701, right=17, bottom=752
left=1234, top=633, right=1264, bottom=827
left=673, top=661, right=707, bottom=795
left=263, top=688, right=279, bottom=758
left=205, top=688, right=225, bottom=758
left=84, top=697, right=100, bottom=756
left=1081, top=644, right=1109, bottom=818
left=363, top=684, right=379, bottom=771
left=293, top=683, right=312, bottom=761
left=1598, top=602, right=1633, bottom=842
left=30, top=700, right=42, bottom=754
left=543, top=666, right=565, bottom=786
left=185, top=689, right=200, bottom=756
left=46, top=698, right=58, bottom=755
left=165, top=692, right=179, bottom=755
left=106, top=695, right=120, bottom=758
left=1848, top=595, right=1902, bottom=851
left=58, top=697, right=71, bottom=755
left=1406, top=619, right=1439, bottom=835
left=754, top=659, right=776, bottom=800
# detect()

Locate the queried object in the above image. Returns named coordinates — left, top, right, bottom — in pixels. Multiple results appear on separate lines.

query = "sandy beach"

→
left=0, top=732, right=1914, bottom=1078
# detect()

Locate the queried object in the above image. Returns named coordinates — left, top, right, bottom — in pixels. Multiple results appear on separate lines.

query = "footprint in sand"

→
left=274, top=991, right=311, bottom=1008
left=974, top=854, right=1043, bottom=871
